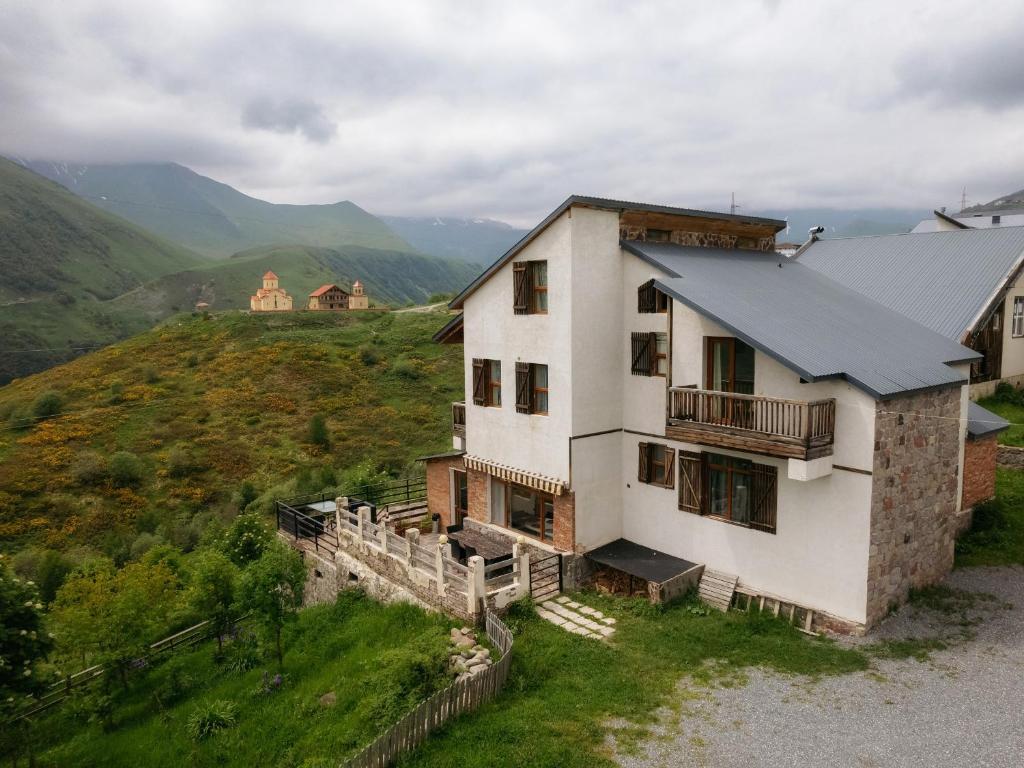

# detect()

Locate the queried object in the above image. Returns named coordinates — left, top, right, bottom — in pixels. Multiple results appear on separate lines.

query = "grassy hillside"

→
left=20, top=160, right=414, bottom=258
left=0, top=158, right=211, bottom=383
left=111, top=244, right=479, bottom=321
left=0, top=158, right=206, bottom=302
left=380, top=215, right=527, bottom=266
left=0, top=310, right=462, bottom=559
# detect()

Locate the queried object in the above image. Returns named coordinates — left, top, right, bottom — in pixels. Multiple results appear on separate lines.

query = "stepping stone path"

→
left=536, top=596, right=616, bottom=640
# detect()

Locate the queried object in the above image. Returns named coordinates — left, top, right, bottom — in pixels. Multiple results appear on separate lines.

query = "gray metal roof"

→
left=966, top=401, right=1010, bottom=439
left=798, top=228, right=1024, bottom=340
left=450, top=195, right=786, bottom=309
left=623, top=241, right=979, bottom=399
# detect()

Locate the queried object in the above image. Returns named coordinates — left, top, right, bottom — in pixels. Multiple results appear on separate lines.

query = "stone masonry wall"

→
left=866, top=388, right=962, bottom=627
left=962, top=436, right=998, bottom=510
left=619, top=225, right=775, bottom=252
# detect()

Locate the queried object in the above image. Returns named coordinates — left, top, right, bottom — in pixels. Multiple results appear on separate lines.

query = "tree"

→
left=220, top=513, right=273, bottom=567
left=0, top=557, right=53, bottom=718
left=51, top=561, right=178, bottom=689
left=237, top=541, right=305, bottom=672
left=187, top=551, right=238, bottom=654
left=31, top=390, right=62, bottom=421
left=308, top=413, right=330, bottom=449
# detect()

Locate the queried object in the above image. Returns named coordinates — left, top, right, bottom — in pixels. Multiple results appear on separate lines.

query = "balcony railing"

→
left=452, top=401, right=466, bottom=438
left=666, top=387, right=835, bottom=461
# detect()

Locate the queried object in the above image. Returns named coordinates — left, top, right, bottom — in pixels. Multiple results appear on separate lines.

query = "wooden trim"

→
left=833, top=464, right=872, bottom=476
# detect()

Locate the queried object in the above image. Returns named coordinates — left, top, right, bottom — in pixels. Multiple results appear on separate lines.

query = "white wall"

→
left=462, top=212, right=573, bottom=482
left=620, top=432, right=873, bottom=624
left=570, top=432, right=623, bottom=549
left=621, top=255, right=673, bottom=436
left=1000, top=271, right=1024, bottom=380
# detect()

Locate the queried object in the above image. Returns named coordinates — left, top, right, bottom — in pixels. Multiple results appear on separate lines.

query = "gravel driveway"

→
left=616, top=566, right=1024, bottom=768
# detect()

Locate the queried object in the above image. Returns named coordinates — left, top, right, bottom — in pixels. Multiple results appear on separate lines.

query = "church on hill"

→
left=250, top=271, right=293, bottom=312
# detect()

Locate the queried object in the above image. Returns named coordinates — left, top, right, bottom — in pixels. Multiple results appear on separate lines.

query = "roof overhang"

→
left=432, top=312, right=464, bottom=344
left=448, top=195, right=787, bottom=310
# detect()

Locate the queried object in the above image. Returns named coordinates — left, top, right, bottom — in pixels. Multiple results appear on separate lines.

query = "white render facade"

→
left=437, top=196, right=979, bottom=632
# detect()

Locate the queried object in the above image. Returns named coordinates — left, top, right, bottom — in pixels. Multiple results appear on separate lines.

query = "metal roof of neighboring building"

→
left=624, top=241, right=979, bottom=399
left=966, top=401, right=1010, bottom=440
left=449, top=195, right=787, bottom=309
left=797, top=227, right=1024, bottom=340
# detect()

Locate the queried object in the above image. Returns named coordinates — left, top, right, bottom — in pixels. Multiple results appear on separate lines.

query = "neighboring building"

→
left=422, top=194, right=1000, bottom=634
left=796, top=227, right=1024, bottom=393
left=307, top=280, right=370, bottom=310
left=913, top=208, right=1024, bottom=233
left=250, top=271, right=293, bottom=312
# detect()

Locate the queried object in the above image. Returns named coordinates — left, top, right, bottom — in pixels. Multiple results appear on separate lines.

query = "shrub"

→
left=185, top=353, right=199, bottom=368
left=166, top=446, right=196, bottom=478
left=220, top=513, right=272, bottom=566
left=32, top=390, right=63, bottom=420
left=223, top=630, right=262, bottom=674
left=71, top=451, right=108, bottom=486
left=108, top=381, right=125, bottom=405
left=108, top=451, right=145, bottom=488
left=391, top=356, right=423, bottom=380
left=7, top=405, right=33, bottom=431
left=129, top=532, right=163, bottom=561
left=140, top=365, right=160, bottom=384
left=186, top=700, right=238, bottom=741
left=308, top=413, right=330, bottom=449
left=358, top=345, right=379, bottom=366
left=151, top=658, right=196, bottom=711
left=364, top=635, right=450, bottom=723
left=234, top=481, right=258, bottom=512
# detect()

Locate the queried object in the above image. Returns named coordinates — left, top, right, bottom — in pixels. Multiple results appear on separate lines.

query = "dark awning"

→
left=586, top=538, right=699, bottom=584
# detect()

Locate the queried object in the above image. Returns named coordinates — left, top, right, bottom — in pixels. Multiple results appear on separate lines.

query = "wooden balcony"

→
left=452, top=401, right=466, bottom=438
left=666, top=388, right=835, bottom=461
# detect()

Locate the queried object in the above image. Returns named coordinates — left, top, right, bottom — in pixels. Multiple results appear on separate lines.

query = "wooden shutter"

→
left=472, top=358, right=486, bottom=405
left=750, top=462, right=778, bottom=534
left=638, top=279, right=657, bottom=313
left=664, top=447, right=676, bottom=488
left=513, top=262, right=529, bottom=315
left=637, top=442, right=650, bottom=483
left=515, top=362, right=531, bottom=413
left=630, top=332, right=654, bottom=376
left=678, top=451, right=702, bottom=513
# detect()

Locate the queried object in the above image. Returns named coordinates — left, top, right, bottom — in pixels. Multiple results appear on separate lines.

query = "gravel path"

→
left=616, top=566, right=1024, bottom=768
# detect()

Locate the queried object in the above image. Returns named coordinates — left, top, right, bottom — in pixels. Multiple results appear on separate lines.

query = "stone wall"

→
left=969, top=373, right=1024, bottom=400
left=997, top=444, right=1024, bottom=469
left=619, top=225, right=774, bottom=252
left=301, top=547, right=344, bottom=607
left=866, top=388, right=962, bottom=627
left=963, top=435, right=998, bottom=509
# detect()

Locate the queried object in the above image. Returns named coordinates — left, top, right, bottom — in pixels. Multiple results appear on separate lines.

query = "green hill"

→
left=0, top=158, right=210, bottom=383
left=19, top=160, right=414, bottom=258
left=111, top=244, right=480, bottom=321
left=0, top=310, right=463, bottom=556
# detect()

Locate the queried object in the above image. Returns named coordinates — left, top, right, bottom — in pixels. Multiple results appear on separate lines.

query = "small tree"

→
left=308, top=413, right=330, bottom=450
left=0, top=558, right=54, bottom=765
left=108, top=451, right=145, bottom=488
left=51, top=561, right=178, bottom=689
left=31, top=390, right=63, bottom=421
left=238, top=541, right=305, bottom=672
left=220, top=513, right=273, bottom=567
left=188, top=551, right=238, bottom=654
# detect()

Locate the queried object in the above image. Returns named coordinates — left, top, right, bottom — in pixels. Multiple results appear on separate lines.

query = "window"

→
left=1013, top=297, right=1024, bottom=338
left=515, top=362, right=548, bottom=415
left=471, top=358, right=501, bottom=407
left=513, top=260, right=548, bottom=315
left=706, top=337, right=755, bottom=394
left=679, top=452, right=777, bottom=534
left=498, top=481, right=555, bottom=542
left=638, top=279, right=669, bottom=313
left=637, top=442, right=676, bottom=488
left=631, top=332, right=668, bottom=376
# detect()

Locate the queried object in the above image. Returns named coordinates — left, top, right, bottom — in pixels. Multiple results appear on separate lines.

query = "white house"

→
left=424, top=195, right=1006, bottom=633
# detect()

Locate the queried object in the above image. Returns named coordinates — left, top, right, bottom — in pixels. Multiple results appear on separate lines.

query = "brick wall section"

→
left=962, top=436, right=998, bottom=509
left=866, top=388, right=962, bottom=627
left=425, top=455, right=466, bottom=529
left=466, top=467, right=490, bottom=524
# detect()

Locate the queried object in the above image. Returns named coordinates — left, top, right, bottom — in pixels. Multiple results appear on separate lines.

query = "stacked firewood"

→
left=589, top=566, right=649, bottom=597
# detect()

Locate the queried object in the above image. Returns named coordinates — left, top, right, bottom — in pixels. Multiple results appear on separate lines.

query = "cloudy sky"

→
left=1, top=0, right=1023, bottom=224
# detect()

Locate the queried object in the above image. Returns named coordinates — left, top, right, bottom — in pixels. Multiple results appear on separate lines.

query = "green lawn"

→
left=975, top=396, right=1024, bottom=446
left=37, top=592, right=455, bottom=768
left=956, top=467, right=1024, bottom=567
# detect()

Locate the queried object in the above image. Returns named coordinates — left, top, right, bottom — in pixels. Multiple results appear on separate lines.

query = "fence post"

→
left=292, top=508, right=299, bottom=540
left=335, top=496, right=347, bottom=536
left=467, top=555, right=486, bottom=618
left=513, top=540, right=531, bottom=600
left=356, top=506, right=369, bottom=552
left=435, top=535, right=448, bottom=596
left=404, top=527, right=419, bottom=568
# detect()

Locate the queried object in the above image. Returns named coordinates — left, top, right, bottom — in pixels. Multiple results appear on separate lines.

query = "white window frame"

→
left=1013, top=297, right=1024, bottom=338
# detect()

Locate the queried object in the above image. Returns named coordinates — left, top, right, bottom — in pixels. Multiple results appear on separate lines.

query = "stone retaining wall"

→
left=997, top=443, right=1024, bottom=469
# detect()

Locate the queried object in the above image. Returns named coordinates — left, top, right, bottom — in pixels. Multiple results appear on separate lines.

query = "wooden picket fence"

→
left=342, top=611, right=514, bottom=768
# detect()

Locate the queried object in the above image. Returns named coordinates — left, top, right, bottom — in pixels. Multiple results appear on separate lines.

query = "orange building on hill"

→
left=250, top=271, right=293, bottom=311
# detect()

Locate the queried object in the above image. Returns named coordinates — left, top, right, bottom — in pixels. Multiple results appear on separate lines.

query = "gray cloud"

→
left=241, top=98, right=337, bottom=143
left=0, top=0, right=1022, bottom=225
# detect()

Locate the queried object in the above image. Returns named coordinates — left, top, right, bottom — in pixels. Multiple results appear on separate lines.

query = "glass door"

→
left=453, top=469, right=468, bottom=526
